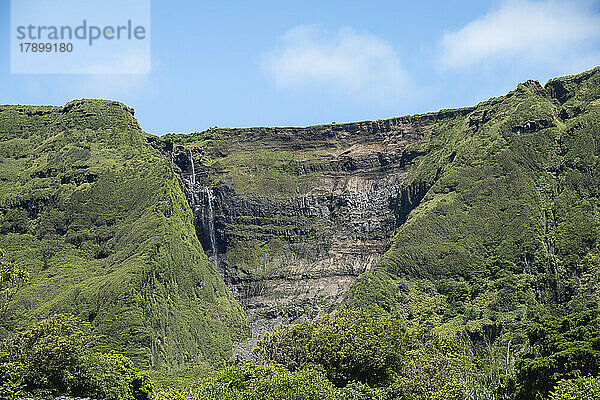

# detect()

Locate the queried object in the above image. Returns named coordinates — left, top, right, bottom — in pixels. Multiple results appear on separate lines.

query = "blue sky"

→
left=1, top=0, right=600, bottom=135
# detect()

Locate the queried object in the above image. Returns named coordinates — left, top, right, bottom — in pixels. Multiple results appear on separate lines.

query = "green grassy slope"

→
left=2, top=67, right=598, bottom=371
left=0, top=100, right=247, bottom=368
left=344, top=67, right=600, bottom=344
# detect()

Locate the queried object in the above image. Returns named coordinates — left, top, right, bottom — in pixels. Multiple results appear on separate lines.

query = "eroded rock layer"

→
left=166, top=112, right=468, bottom=340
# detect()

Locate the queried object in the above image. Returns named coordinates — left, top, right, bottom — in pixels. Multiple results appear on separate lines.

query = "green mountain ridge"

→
left=345, top=67, right=600, bottom=343
left=1, top=66, right=600, bottom=370
left=0, top=100, right=247, bottom=368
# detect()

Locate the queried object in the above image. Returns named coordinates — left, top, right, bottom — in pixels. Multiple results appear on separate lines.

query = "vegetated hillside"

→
left=162, top=66, right=600, bottom=351
left=1, top=66, right=599, bottom=374
left=0, top=100, right=247, bottom=368
left=344, top=67, right=600, bottom=345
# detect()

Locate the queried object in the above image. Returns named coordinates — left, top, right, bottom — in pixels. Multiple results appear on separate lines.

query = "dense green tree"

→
left=254, top=308, right=515, bottom=399
left=255, top=309, right=406, bottom=387
left=0, top=361, right=26, bottom=400
left=0, top=314, right=154, bottom=399
left=386, top=335, right=513, bottom=400
left=156, top=363, right=338, bottom=400
left=0, top=249, right=29, bottom=318
left=515, top=310, right=600, bottom=399
left=549, top=377, right=600, bottom=400
left=0, top=314, right=89, bottom=392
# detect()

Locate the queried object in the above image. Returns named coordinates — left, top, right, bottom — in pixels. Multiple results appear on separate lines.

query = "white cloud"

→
left=441, top=0, right=600, bottom=68
left=261, top=26, right=409, bottom=99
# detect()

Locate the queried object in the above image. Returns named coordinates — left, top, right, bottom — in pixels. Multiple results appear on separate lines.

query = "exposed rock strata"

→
left=168, top=113, right=456, bottom=344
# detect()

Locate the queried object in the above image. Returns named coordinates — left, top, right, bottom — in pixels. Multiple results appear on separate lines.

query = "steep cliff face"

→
left=166, top=110, right=472, bottom=341
left=0, top=100, right=247, bottom=367
left=3, top=67, right=598, bottom=367
left=166, top=67, right=600, bottom=349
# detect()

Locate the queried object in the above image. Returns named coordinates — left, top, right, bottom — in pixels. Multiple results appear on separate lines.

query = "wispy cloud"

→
left=261, top=26, right=410, bottom=100
left=441, top=0, right=600, bottom=69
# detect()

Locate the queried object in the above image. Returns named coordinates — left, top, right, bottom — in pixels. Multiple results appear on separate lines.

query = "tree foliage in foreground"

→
left=253, top=308, right=513, bottom=399
left=0, top=249, right=28, bottom=318
left=549, top=377, right=600, bottom=400
left=515, top=309, right=600, bottom=400
left=255, top=309, right=406, bottom=387
left=156, top=363, right=339, bottom=400
left=0, top=314, right=154, bottom=400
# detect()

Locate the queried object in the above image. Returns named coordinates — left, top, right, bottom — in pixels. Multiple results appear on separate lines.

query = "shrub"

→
left=131, top=371, right=155, bottom=400
left=549, top=377, right=600, bottom=400
left=156, top=363, right=337, bottom=400
left=515, top=310, right=600, bottom=399
left=255, top=309, right=406, bottom=386
left=0, top=314, right=89, bottom=393
left=384, top=335, right=511, bottom=400
left=0, top=362, right=26, bottom=400
left=71, top=351, right=151, bottom=400
left=338, top=381, right=385, bottom=400
left=0, top=210, right=29, bottom=234
left=0, top=314, right=154, bottom=399
left=0, top=248, right=29, bottom=317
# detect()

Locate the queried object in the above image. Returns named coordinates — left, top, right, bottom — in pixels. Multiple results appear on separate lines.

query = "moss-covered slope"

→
left=2, top=66, right=599, bottom=366
left=344, top=67, right=600, bottom=344
left=0, top=100, right=247, bottom=367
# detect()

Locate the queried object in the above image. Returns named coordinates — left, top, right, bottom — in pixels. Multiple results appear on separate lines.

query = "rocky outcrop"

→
left=168, top=114, right=453, bottom=348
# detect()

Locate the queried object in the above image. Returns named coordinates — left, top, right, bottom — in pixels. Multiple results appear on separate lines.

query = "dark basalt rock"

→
left=168, top=115, right=438, bottom=350
left=511, top=119, right=554, bottom=134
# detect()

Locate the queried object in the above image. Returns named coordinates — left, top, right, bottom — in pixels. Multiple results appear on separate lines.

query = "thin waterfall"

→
left=174, top=147, right=218, bottom=270
left=204, top=186, right=218, bottom=269
left=187, top=149, right=196, bottom=185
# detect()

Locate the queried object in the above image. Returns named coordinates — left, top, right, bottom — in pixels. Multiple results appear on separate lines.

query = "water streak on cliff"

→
left=170, top=115, right=436, bottom=352
left=204, top=186, right=218, bottom=270
left=187, top=149, right=196, bottom=185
